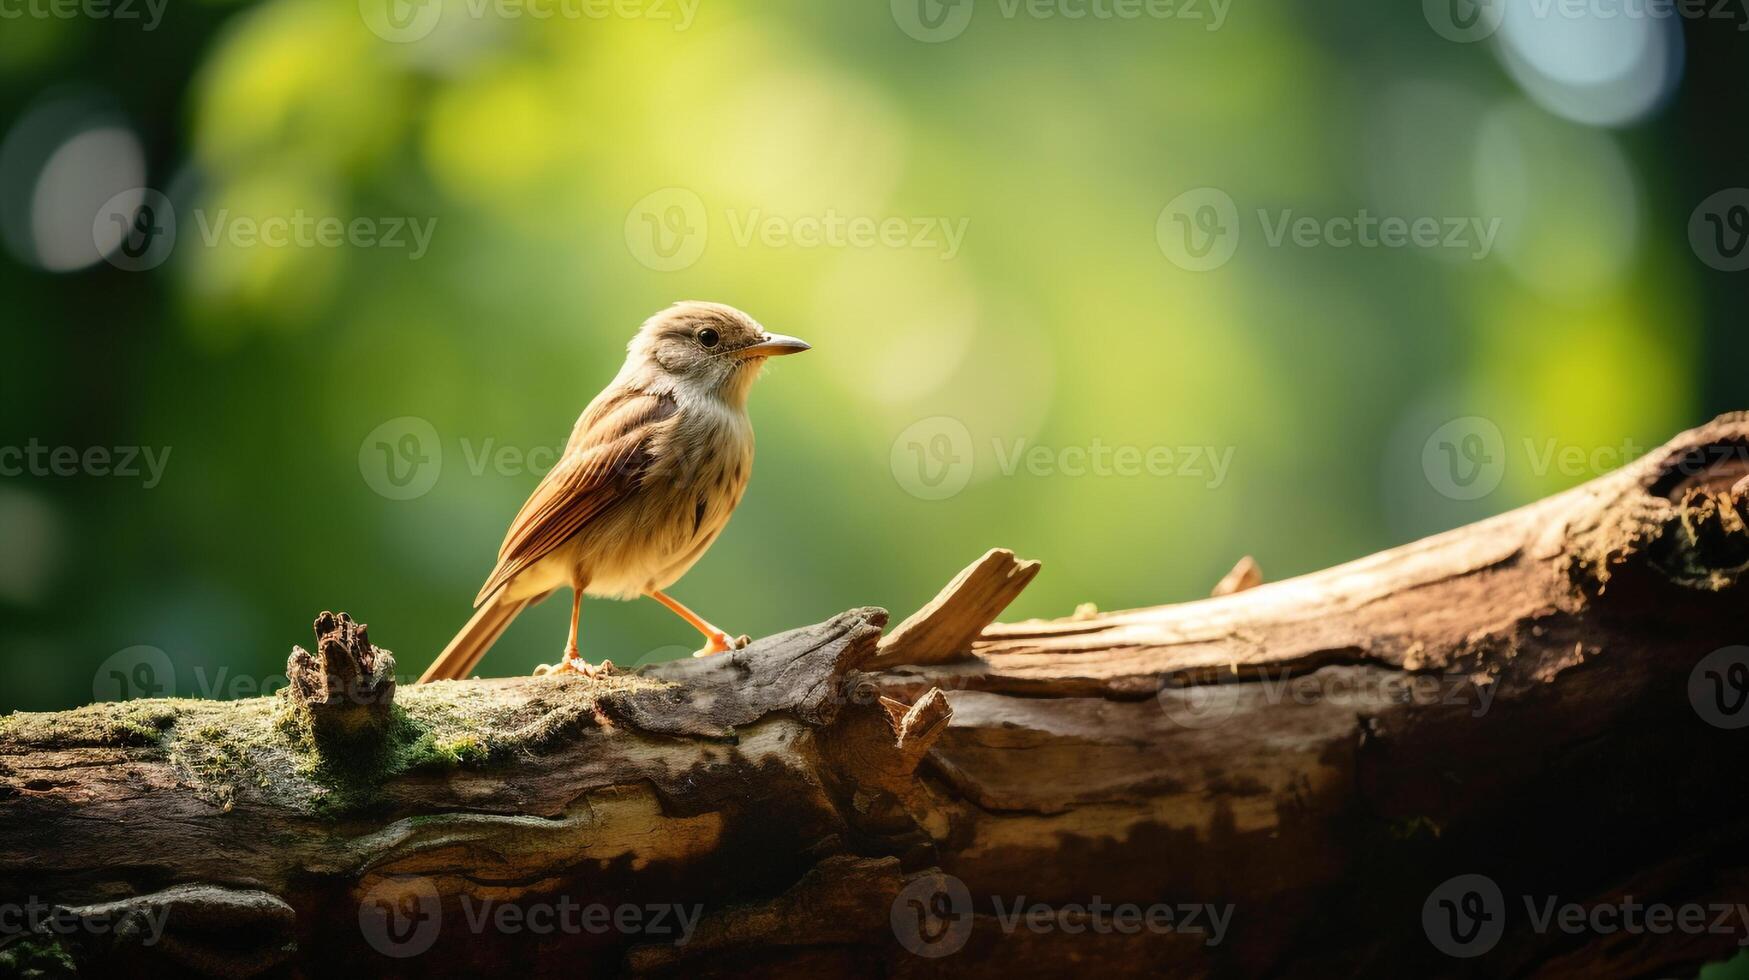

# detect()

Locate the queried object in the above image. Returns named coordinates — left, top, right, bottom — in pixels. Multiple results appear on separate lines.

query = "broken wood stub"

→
left=867, top=547, right=1040, bottom=669
left=285, top=611, right=397, bottom=741
left=1211, top=555, right=1263, bottom=596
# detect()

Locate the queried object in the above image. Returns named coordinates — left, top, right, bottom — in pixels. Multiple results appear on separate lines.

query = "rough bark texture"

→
left=3, top=414, right=1748, bottom=979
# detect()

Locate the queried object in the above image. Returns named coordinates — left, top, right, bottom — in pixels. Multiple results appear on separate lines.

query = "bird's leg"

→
left=534, top=579, right=614, bottom=677
left=646, top=589, right=750, bottom=657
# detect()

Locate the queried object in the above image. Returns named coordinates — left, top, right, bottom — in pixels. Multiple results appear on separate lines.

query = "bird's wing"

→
left=473, top=389, right=678, bottom=605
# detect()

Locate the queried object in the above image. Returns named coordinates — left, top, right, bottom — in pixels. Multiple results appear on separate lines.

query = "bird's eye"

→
left=696, top=328, right=720, bottom=349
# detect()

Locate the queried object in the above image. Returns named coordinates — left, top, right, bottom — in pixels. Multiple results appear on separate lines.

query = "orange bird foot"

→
left=693, top=632, right=751, bottom=658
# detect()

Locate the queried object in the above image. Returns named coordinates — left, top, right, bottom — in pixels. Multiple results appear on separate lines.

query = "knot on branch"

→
left=1574, top=486, right=1749, bottom=599
left=286, top=611, right=397, bottom=741
left=1570, top=421, right=1749, bottom=598
left=1653, top=486, right=1749, bottom=590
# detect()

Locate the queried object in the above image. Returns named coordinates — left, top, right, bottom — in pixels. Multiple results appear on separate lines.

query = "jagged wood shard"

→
left=2, top=414, right=1747, bottom=978
left=867, top=547, right=1042, bottom=669
left=1211, top=554, right=1263, bottom=596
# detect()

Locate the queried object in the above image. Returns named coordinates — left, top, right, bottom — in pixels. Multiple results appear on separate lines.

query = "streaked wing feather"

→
left=473, top=391, right=677, bottom=605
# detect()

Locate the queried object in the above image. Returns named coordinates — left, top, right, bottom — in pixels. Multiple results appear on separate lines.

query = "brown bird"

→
left=418, top=302, right=809, bottom=682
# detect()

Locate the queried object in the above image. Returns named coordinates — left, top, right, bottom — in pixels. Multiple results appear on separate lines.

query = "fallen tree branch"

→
left=2, top=414, right=1747, bottom=978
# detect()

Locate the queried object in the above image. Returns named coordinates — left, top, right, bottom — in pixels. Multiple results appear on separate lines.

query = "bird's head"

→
left=624, top=301, right=809, bottom=406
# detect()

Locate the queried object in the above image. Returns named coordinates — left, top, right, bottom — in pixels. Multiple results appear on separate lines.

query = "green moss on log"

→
left=0, top=934, right=77, bottom=978
left=0, top=674, right=671, bottom=817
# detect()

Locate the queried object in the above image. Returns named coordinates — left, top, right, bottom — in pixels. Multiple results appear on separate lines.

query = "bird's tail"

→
left=418, top=590, right=545, bottom=683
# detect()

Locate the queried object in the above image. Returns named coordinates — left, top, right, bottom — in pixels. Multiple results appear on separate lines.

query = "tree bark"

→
left=3, top=414, right=1748, bottom=979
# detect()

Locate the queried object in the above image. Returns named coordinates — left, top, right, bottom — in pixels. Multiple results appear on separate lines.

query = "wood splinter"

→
left=1211, top=555, right=1264, bottom=596
left=866, top=548, right=1041, bottom=669
left=877, top=688, right=953, bottom=773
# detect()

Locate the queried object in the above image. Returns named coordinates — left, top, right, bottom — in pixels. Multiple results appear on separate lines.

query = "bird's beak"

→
left=733, top=333, right=811, bottom=358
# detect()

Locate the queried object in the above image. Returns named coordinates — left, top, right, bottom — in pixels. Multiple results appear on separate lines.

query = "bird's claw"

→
left=694, top=633, right=750, bottom=658
left=534, top=654, right=615, bottom=678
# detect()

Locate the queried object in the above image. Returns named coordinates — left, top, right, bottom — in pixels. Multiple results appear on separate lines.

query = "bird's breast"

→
left=578, top=408, right=752, bottom=598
